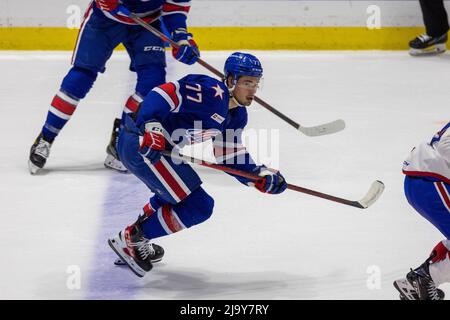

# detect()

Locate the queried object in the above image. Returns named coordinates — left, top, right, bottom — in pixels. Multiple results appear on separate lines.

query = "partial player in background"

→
left=394, top=121, right=450, bottom=300
left=409, top=0, right=449, bottom=55
left=29, top=0, right=199, bottom=174
left=108, top=52, right=288, bottom=277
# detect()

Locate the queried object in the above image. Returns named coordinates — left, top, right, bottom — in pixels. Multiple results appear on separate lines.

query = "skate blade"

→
left=108, top=238, right=146, bottom=277
left=28, top=161, right=42, bottom=175
left=409, top=44, right=446, bottom=56
left=104, top=154, right=129, bottom=173
left=114, top=256, right=162, bottom=266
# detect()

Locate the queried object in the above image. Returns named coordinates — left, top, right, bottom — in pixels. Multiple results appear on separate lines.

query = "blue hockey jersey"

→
left=135, top=74, right=259, bottom=180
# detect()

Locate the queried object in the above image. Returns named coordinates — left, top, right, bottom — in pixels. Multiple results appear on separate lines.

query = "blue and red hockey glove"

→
left=254, top=167, right=287, bottom=194
left=172, top=28, right=200, bottom=65
left=139, top=122, right=166, bottom=164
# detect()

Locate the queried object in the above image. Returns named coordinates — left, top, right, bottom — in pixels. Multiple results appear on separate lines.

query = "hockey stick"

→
left=161, top=150, right=385, bottom=209
left=117, top=6, right=346, bottom=137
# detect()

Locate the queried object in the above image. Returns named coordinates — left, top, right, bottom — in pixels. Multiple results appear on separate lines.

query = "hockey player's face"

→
left=233, top=76, right=260, bottom=106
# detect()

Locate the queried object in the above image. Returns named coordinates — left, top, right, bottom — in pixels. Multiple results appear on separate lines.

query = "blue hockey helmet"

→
left=224, top=52, right=263, bottom=86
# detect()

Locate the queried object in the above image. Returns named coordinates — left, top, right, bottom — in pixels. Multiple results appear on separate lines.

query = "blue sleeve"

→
left=135, top=90, right=171, bottom=130
left=212, top=109, right=261, bottom=186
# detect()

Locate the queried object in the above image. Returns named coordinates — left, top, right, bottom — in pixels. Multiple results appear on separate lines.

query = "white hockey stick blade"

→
left=298, top=119, right=346, bottom=137
left=356, top=180, right=385, bottom=209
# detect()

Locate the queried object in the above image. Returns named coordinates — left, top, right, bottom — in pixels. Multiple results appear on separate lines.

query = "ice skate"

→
left=104, top=118, right=128, bottom=173
left=114, top=244, right=164, bottom=266
left=393, top=278, right=420, bottom=300
left=404, top=261, right=445, bottom=300
left=29, top=133, right=53, bottom=174
left=409, top=33, right=447, bottom=56
left=108, top=222, right=164, bottom=277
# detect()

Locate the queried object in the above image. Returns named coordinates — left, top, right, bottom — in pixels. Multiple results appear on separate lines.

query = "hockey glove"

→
left=254, top=167, right=287, bottom=194
left=96, top=0, right=119, bottom=12
left=430, top=240, right=450, bottom=263
left=139, top=121, right=166, bottom=164
left=172, top=28, right=200, bottom=65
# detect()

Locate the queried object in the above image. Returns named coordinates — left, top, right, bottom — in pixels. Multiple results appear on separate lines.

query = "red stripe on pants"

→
left=437, top=182, right=450, bottom=210
left=71, top=1, right=94, bottom=64
left=153, top=160, right=188, bottom=201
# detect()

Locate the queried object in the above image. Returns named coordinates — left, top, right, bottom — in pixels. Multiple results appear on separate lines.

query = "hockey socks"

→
left=42, top=90, right=80, bottom=142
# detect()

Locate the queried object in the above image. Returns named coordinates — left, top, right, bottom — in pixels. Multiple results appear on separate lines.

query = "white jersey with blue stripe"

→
left=403, top=122, right=450, bottom=184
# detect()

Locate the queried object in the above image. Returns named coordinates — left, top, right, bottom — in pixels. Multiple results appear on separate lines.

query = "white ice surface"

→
left=0, top=50, right=449, bottom=299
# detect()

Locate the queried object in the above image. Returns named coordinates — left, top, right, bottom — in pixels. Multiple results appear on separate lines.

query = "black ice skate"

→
left=104, top=118, right=128, bottom=173
left=393, top=278, right=420, bottom=300
left=404, top=261, right=445, bottom=300
left=113, top=244, right=164, bottom=266
left=29, top=133, right=53, bottom=174
left=393, top=277, right=445, bottom=300
left=108, top=222, right=164, bottom=277
left=409, top=33, right=447, bottom=56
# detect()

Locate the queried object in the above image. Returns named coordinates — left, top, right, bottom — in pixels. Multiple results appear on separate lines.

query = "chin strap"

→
left=230, top=95, right=241, bottom=107
left=224, top=78, right=241, bottom=107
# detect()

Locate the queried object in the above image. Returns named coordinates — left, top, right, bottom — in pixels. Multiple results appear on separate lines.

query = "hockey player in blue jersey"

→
left=28, top=0, right=199, bottom=174
left=107, top=52, right=288, bottom=277
left=394, top=122, right=450, bottom=300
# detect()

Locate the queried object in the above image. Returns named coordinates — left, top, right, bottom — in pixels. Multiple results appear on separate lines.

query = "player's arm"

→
left=212, top=130, right=287, bottom=195
left=161, top=0, right=199, bottom=65
left=135, top=82, right=182, bottom=128
left=135, top=83, right=183, bottom=163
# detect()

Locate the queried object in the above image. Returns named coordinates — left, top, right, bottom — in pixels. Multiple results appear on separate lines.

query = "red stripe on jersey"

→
left=143, top=203, right=154, bottom=217
left=162, top=205, right=183, bottom=233
left=108, top=10, right=161, bottom=25
left=436, top=182, right=450, bottom=210
left=125, top=95, right=140, bottom=113
left=162, top=3, right=190, bottom=13
left=403, top=170, right=450, bottom=185
left=51, top=95, right=76, bottom=115
left=158, top=83, right=180, bottom=108
left=153, top=160, right=188, bottom=201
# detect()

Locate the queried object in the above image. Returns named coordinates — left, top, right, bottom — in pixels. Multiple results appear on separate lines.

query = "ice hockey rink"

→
left=1, top=50, right=449, bottom=299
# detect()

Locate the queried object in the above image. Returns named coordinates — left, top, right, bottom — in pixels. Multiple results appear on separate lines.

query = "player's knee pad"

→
left=183, top=187, right=215, bottom=226
left=60, top=66, right=98, bottom=99
left=135, top=64, right=166, bottom=97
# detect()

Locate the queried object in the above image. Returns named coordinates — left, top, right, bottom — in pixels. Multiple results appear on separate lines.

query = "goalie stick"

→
left=116, top=6, right=346, bottom=137
left=162, top=151, right=384, bottom=209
